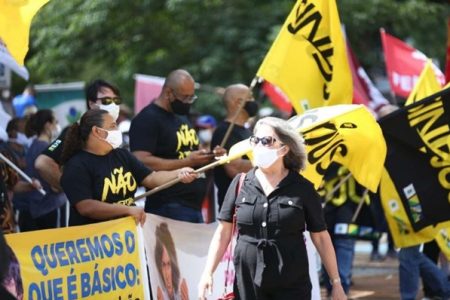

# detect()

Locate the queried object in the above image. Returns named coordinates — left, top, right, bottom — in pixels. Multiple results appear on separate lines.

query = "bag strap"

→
left=223, top=172, right=246, bottom=295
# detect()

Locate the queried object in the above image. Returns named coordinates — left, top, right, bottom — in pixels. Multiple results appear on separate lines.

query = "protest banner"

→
left=142, top=214, right=322, bottom=300
left=5, top=217, right=150, bottom=300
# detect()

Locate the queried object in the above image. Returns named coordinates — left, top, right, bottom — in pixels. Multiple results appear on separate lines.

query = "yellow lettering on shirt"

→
left=102, top=167, right=137, bottom=202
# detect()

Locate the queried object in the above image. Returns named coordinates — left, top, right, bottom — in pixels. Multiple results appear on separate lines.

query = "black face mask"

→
left=170, top=99, right=191, bottom=115
left=244, top=101, right=258, bottom=117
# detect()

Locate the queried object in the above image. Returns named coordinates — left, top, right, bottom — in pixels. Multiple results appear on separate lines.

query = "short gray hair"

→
left=254, top=117, right=307, bottom=172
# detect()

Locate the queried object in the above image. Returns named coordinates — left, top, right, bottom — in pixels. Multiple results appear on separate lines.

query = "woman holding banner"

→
left=60, top=109, right=197, bottom=226
left=199, top=117, right=346, bottom=300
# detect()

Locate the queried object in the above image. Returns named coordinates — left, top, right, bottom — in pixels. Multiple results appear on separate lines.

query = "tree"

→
left=23, top=0, right=449, bottom=116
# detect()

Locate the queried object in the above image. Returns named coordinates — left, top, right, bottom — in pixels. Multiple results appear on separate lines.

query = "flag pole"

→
left=134, top=139, right=252, bottom=201
left=219, top=77, right=259, bottom=148
left=324, top=173, right=352, bottom=202
left=0, top=152, right=46, bottom=195
left=351, top=188, right=369, bottom=223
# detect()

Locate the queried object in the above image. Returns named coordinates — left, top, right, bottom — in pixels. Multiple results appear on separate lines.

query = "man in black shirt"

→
left=211, top=84, right=257, bottom=209
left=34, top=79, right=122, bottom=192
left=129, top=69, right=223, bottom=223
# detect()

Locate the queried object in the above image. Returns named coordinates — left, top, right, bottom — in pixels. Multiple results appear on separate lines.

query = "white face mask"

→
left=198, top=129, right=212, bottom=144
left=99, top=103, right=120, bottom=121
left=101, top=128, right=123, bottom=149
left=252, top=145, right=285, bottom=168
left=16, top=132, right=32, bottom=147
left=51, top=124, right=62, bottom=140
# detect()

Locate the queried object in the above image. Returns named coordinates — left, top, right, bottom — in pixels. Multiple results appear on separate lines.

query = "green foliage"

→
left=24, top=0, right=449, bottom=116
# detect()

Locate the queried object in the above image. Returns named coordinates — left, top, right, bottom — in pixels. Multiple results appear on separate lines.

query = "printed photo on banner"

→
left=143, top=214, right=232, bottom=300
left=5, top=217, right=149, bottom=300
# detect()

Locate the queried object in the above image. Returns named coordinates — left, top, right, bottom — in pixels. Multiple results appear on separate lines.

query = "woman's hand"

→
left=127, top=206, right=146, bottom=226
left=178, top=167, right=197, bottom=183
left=331, top=283, right=347, bottom=300
left=30, top=178, right=42, bottom=190
left=198, top=273, right=213, bottom=300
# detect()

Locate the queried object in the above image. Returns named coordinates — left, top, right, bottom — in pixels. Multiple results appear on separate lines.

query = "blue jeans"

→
left=324, top=237, right=356, bottom=294
left=399, top=246, right=450, bottom=300
left=148, top=202, right=204, bottom=223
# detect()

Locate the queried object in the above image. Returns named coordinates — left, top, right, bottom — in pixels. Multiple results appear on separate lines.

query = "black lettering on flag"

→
left=303, top=122, right=348, bottom=175
left=379, top=88, right=450, bottom=231
left=287, top=0, right=334, bottom=100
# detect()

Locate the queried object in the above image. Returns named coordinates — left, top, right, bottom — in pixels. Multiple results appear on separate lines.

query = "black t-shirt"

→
left=60, top=148, right=152, bottom=226
left=129, top=103, right=206, bottom=210
left=211, top=121, right=251, bottom=208
left=40, top=127, right=70, bottom=165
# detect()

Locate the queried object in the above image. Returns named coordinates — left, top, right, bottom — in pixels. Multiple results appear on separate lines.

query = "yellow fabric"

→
left=380, top=168, right=437, bottom=248
left=256, top=0, right=352, bottom=114
left=0, top=0, right=49, bottom=66
left=435, top=228, right=450, bottom=260
left=405, top=60, right=442, bottom=106
left=295, top=105, right=386, bottom=192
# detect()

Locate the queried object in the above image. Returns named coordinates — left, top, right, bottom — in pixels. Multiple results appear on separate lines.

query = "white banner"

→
left=142, top=214, right=320, bottom=300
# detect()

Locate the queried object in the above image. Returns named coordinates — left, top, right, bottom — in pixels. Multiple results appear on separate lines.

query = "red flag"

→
left=133, top=74, right=165, bottom=114
left=445, top=18, right=450, bottom=84
left=346, top=40, right=370, bottom=107
left=346, top=37, right=389, bottom=112
left=380, top=29, right=445, bottom=98
left=261, top=81, right=292, bottom=114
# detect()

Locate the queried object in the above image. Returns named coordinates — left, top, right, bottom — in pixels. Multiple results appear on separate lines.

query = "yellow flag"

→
left=405, top=60, right=442, bottom=106
left=379, top=168, right=437, bottom=248
left=0, top=0, right=49, bottom=66
left=256, top=0, right=352, bottom=114
left=289, top=105, right=386, bottom=192
left=435, top=228, right=450, bottom=260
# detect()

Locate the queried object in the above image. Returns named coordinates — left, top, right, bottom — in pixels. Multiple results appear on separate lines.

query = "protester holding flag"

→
left=199, top=117, right=346, bottom=300
left=211, top=83, right=256, bottom=209
left=129, top=69, right=225, bottom=223
left=34, top=79, right=123, bottom=193
left=60, top=109, right=197, bottom=226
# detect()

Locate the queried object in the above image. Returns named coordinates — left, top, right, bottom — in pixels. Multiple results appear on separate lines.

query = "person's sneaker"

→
left=386, top=249, right=397, bottom=259
left=370, top=252, right=384, bottom=262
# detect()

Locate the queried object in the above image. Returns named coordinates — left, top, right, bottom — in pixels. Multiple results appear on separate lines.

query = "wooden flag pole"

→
left=219, top=77, right=259, bottom=148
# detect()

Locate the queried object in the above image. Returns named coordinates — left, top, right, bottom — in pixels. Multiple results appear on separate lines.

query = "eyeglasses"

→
left=172, top=90, right=198, bottom=104
left=96, top=97, right=122, bottom=105
left=249, top=135, right=282, bottom=147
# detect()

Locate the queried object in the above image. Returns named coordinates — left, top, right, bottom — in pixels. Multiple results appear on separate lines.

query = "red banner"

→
left=346, top=37, right=389, bottom=112
left=381, top=29, right=445, bottom=98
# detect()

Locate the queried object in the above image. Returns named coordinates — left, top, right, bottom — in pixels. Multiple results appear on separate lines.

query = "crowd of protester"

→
left=1, top=71, right=449, bottom=300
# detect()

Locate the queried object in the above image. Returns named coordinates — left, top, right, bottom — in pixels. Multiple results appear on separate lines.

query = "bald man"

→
left=210, top=83, right=258, bottom=209
left=129, top=69, right=218, bottom=223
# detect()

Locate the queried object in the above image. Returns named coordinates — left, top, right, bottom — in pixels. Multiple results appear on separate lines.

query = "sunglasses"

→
left=249, top=135, right=281, bottom=147
left=172, top=90, right=198, bottom=104
left=96, top=97, right=122, bottom=105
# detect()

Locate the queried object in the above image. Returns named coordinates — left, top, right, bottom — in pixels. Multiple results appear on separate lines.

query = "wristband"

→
left=330, top=277, right=341, bottom=285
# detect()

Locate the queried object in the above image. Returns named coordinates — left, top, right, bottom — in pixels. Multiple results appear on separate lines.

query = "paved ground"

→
left=319, top=241, right=417, bottom=300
